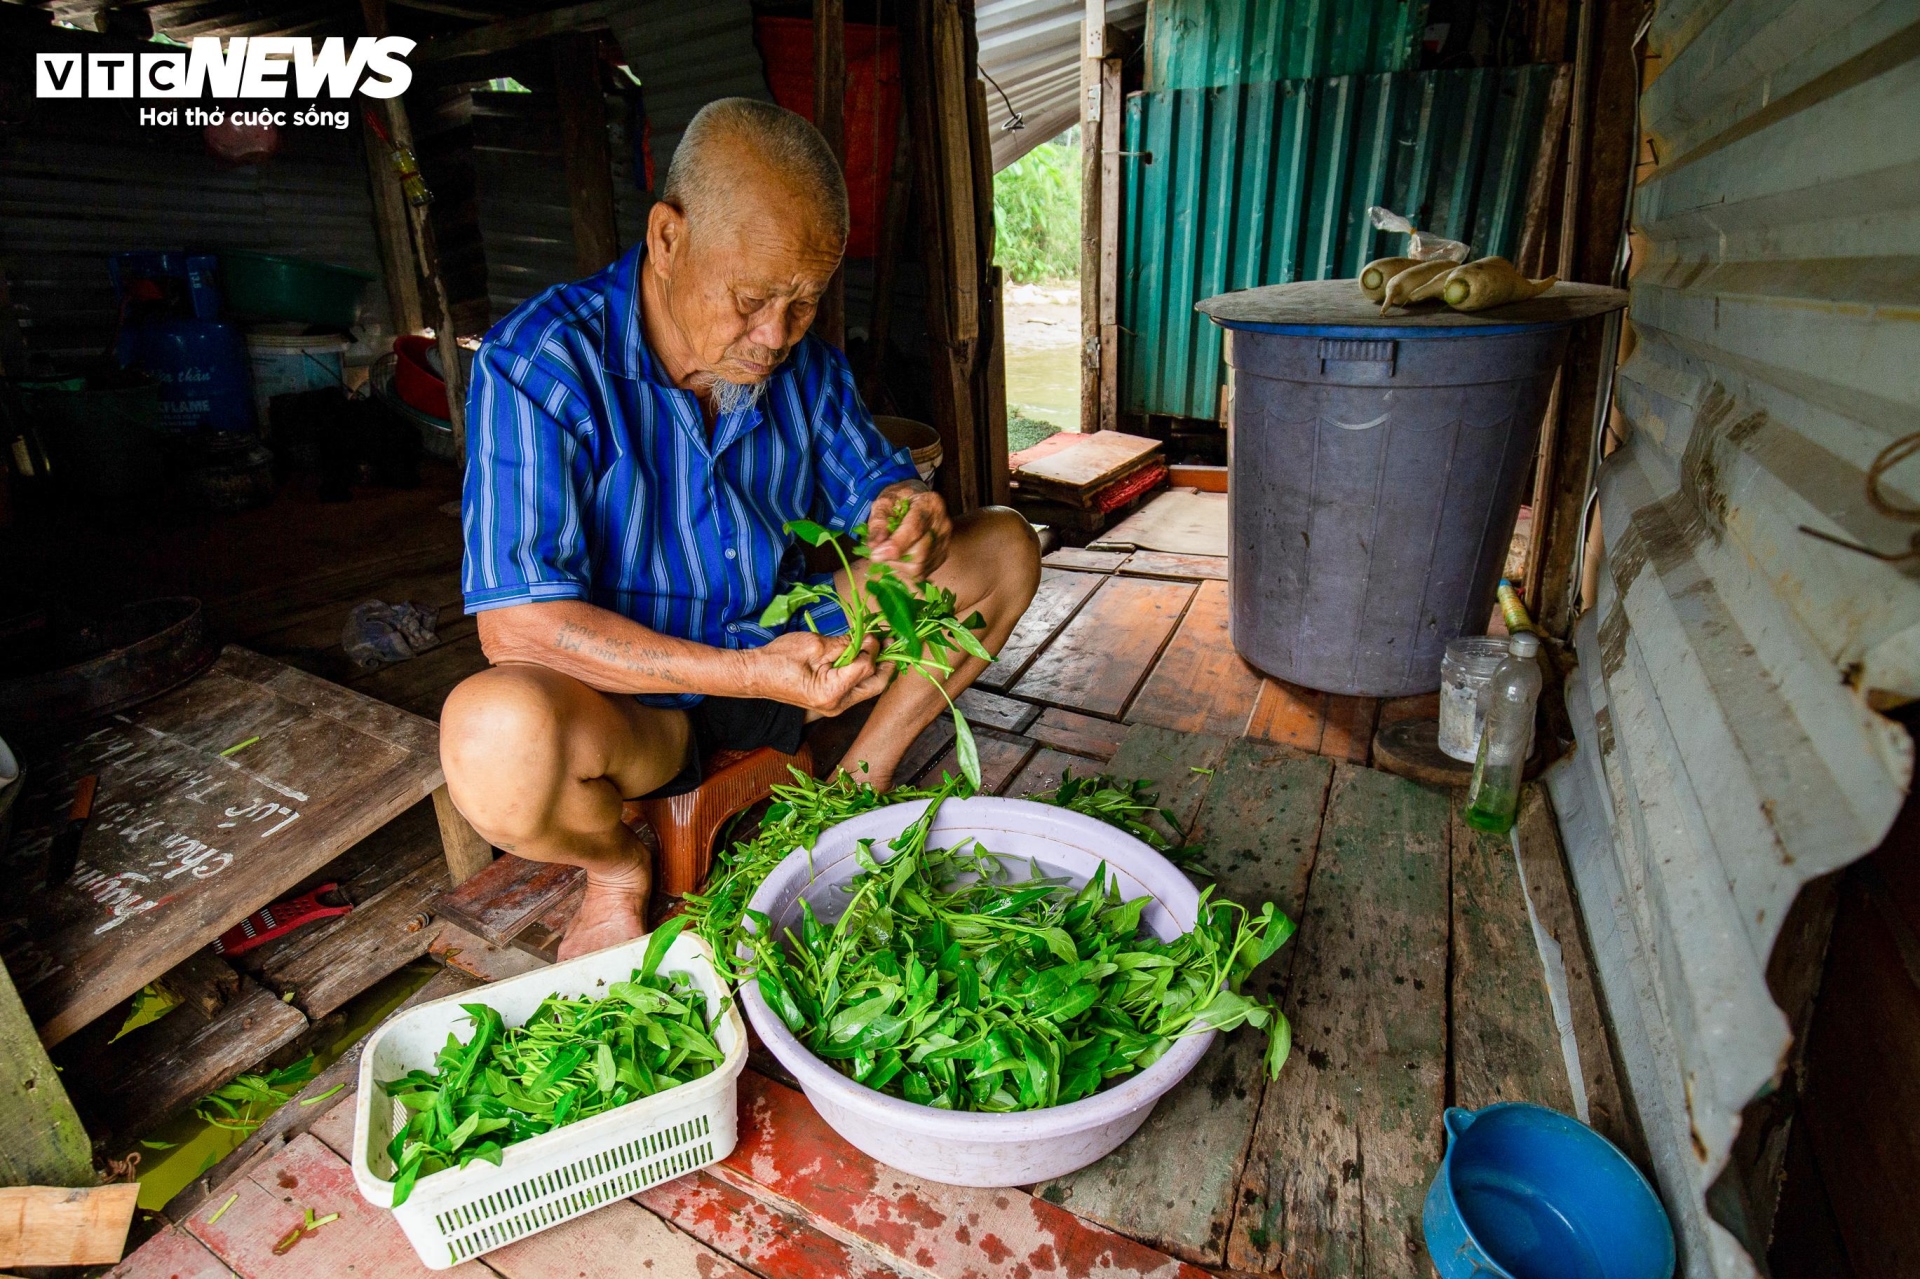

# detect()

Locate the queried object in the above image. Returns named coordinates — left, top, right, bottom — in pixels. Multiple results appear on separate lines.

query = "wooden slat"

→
left=1027, top=707, right=1127, bottom=761
left=0, top=1184, right=139, bottom=1267
left=184, top=1133, right=490, bottom=1277
left=637, top=1171, right=905, bottom=1279
left=1012, top=576, right=1195, bottom=719
left=1117, top=550, right=1227, bottom=580
left=485, top=1197, right=754, bottom=1279
left=892, top=717, right=956, bottom=787
left=1042, top=547, right=1129, bottom=573
left=1001, top=746, right=1085, bottom=799
left=1228, top=765, right=1451, bottom=1273
left=1166, top=464, right=1227, bottom=492
left=4, top=648, right=444, bottom=1046
left=1510, top=787, right=1642, bottom=1161
left=953, top=686, right=1039, bottom=733
left=1039, top=740, right=1334, bottom=1264
left=975, top=567, right=1102, bottom=692
left=1451, top=801, right=1578, bottom=1115
left=1104, top=724, right=1229, bottom=843
left=712, top=1071, right=1209, bottom=1279
left=508, top=877, right=585, bottom=964
left=62, top=975, right=307, bottom=1143
left=1128, top=579, right=1263, bottom=737
left=432, top=854, right=583, bottom=947
left=1319, top=694, right=1379, bottom=764
left=258, top=860, right=447, bottom=1019
left=106, top=1225, right=233, bottom=1279
left=430, top=923, right=549, bottom=984
left=1244, top=677, right=1328, bottom=753
left=917, top=727, right=1037, bottom=794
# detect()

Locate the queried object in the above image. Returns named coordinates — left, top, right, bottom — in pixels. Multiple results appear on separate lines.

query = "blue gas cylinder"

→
left=117, top=319, right=258, bottom=435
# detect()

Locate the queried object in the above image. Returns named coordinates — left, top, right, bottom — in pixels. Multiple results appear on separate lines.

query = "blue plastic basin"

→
left=1424, top=1103, right=1675, bottom=1279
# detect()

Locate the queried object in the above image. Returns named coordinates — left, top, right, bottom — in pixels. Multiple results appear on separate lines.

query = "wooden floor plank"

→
left=1012, top=576, right=1196, bottom=719
left=1104, top=724, right=1229, bottom=842
left=1510, top=787, right=1645, bottom=1163
left=348, top=630, right=486, bottom=722
left=1228, top=765, right=1451, bottom=1274
left=433, top=855, right=581, bottom=947
left=484, top=1197, right=754, bottom=1279
left=1038, top=740, right=1334, bottom=1265
left=258, top=859, right=447, bottom=1019
left=184, top=1132, right=489, bottom=1277
left=975, top=567, right=1103, bottom=693
left=637, top=1171, right=906, bottom=1279
left=1319, top=694, right=1380, bottom=764
left=1117, top=551, right=1228, bottom=581
left=1043, top=547, right=1130, bottom=573
left=1027, top=707, right=1127, bottom=761
left=1001, top=746, right=1085, bottom=799
left=916, top=726, right=1037, bottom=795
left=1127, top=579, right=1264, bottom=738
left=1451, top=799, right=1578, bottom=1116
left=953, top=686, right=1040, bottom=733
left=714, top=1072, right=1208, bottom=1279
left=1244, top=678, right=1328, bottom=753
left=106, top=1225, right=236, bottom=1279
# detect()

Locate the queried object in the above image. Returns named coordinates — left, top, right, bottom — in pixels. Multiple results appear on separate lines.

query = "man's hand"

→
left=862, top=481, right=951, bottom=585
left=748, top=631, right=892, bottom=716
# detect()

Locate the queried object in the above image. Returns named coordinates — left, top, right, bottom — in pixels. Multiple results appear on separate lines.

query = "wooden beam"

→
left=814, top=0, right=846, bottom=349
left=931, top=0, right=978, bottom=345
left=1096, top=54, right=1122, bottom=434
left=0, top=961, right=91, bottom=1189
left=0, top=1185, right=139, bottom=1267
left=861, top=107, right=913, bottom=407
left=1077, top=1, right=1104, bottom=433
left=420, top=0, right=626, bottom=61
left=552, top=33, right=620, bottom=277
left=433, top=783, right=494, bottom=885
left=360, top=117, right=425, bottom=336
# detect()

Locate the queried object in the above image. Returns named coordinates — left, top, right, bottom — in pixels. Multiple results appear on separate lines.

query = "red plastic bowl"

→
left=393, top=335, right=448, bottom=420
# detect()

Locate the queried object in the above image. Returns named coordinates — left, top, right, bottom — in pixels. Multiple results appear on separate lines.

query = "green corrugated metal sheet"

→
left=1149, top=0, right=1428, bottom=90
left=1120, top=63, right=1557, bottom=419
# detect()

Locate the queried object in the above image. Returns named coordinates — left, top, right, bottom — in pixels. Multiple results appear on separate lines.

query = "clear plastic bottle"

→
left=1464, top=633, right=1542, bottom=834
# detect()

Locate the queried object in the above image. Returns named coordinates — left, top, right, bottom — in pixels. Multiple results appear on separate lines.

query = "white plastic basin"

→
left=738, top=796, right=1212, bottom=1187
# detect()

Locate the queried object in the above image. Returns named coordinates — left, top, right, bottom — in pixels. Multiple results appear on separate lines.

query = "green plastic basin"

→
left=220, top=251, right=373, bottom=328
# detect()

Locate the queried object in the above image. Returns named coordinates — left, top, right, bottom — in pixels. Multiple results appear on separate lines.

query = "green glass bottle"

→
left=1463, top=633, right=1542, bottom=834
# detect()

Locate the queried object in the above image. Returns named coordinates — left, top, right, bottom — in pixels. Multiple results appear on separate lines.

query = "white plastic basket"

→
left=350, top=931, right=746, bottom=1269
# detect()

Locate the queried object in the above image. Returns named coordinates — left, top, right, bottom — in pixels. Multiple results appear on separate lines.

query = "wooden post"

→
left=432, top=784, right=494, bottom=886
left=861, top=108, right=913, bottom=407
left=813, top=0, right=847, bottom=349
left=1077, top=0, right=1105, bottom=434
left=0, top=960, right=92, bottom=1189
left=1095, top=53, right=1122, bottom=434
left=360, top=116, right=425, bottom=336
left=552, top=33, right=620, bottom=277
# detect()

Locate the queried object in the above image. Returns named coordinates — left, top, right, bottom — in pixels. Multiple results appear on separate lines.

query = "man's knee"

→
left=955, top=505, right=1041, bottom=604
left=440, top=666, right=575, bottom=839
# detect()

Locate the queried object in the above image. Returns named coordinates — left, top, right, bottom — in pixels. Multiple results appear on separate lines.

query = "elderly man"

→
left=440, top=98, right=1040, bottom=957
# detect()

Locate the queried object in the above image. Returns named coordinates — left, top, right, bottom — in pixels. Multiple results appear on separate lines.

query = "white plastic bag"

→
left=1368, top=206, right=1470, bottom=263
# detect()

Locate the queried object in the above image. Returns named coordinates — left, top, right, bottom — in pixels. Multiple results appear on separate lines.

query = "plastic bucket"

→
left=1423, top=1104, right=1674, bottom=1279
left=873, top=414, right=941, bottom=482
left=221, top=250, right=373, bottom=328
left=738, top=796, right=1213, bottom=1187
left=247, top=327, right=349, bottom=428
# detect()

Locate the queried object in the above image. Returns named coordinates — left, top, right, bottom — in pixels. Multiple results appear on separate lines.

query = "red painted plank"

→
left=716, top=1071, right=1209, bottom=1279
left=107, top=1226, right=235, bottom=1279
left=185, top=1132, right=489, bottom=1278
left=1027, top=708, right=1127, bottom=761
left=638, top=1171, right=905, bottom=1279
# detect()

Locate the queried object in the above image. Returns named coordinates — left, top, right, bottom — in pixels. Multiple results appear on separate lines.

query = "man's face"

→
left=646, top=172, right=844, bottom=390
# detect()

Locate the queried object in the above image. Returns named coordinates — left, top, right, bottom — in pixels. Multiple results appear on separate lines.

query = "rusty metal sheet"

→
left=1546, top=2, right=1920, bottom=1276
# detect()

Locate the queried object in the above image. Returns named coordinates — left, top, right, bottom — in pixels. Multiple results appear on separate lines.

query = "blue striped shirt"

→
left=461, top=246, right=917, bottom=705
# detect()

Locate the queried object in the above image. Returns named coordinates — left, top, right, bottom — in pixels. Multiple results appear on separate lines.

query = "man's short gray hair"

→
left=662, top=98, right=849, bottom=242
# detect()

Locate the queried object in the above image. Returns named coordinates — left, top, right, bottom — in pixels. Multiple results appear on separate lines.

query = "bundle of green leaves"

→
left=196, top=1055, right=316, bottom=1133
left=745, top=798, right=1295, bottom=1113
left=378, top=919, right=724, bottom=1205
left=759, top=507, right=992, bottom=788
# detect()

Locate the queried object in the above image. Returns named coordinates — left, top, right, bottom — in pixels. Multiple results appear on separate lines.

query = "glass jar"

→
left=1438, top=636, right=1512, bottom=762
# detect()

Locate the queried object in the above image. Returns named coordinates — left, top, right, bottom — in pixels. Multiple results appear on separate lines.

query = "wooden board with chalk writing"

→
left=0, top=647, right=449, bottom=1046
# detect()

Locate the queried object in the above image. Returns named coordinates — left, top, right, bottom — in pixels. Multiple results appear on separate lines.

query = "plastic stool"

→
left=621, top=743, right=812, bottom=897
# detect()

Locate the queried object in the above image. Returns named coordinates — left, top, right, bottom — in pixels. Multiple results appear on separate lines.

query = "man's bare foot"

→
left=557, top=864, right=650, bottom=960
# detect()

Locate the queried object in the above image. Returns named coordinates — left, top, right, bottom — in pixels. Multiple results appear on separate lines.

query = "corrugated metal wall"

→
left=610, top=0, right=772, bottom=194
left=0, top=100, right=387, bottom=373
left=1121, top=63, right=1557, bottom=419
left=975, top=0, right=1147, bottom=170
left=1544, top=2, right=1920, bottom=1275
left=1147, top=0, right=1427, bottom=89
left=469, top=90, right=651, bottom=322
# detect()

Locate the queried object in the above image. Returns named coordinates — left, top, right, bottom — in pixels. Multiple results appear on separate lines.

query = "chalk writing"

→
left=69, top=861, right=162, bottom=934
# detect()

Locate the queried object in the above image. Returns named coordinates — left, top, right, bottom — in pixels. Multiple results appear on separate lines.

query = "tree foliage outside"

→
left=993, top=130, right=1081, bottom=284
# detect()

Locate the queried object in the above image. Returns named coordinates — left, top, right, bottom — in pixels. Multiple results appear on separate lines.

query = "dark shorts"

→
left=639, top=695, right=807, bottom=799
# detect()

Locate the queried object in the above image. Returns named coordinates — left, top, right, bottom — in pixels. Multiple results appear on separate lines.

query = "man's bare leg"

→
left=835, top=506, right=1041, bottom=789
left=440, top=663, right=691, bottom=959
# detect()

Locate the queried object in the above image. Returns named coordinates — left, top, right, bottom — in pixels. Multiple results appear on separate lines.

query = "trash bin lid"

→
left=1198, top=278, right=1629, bottom=339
